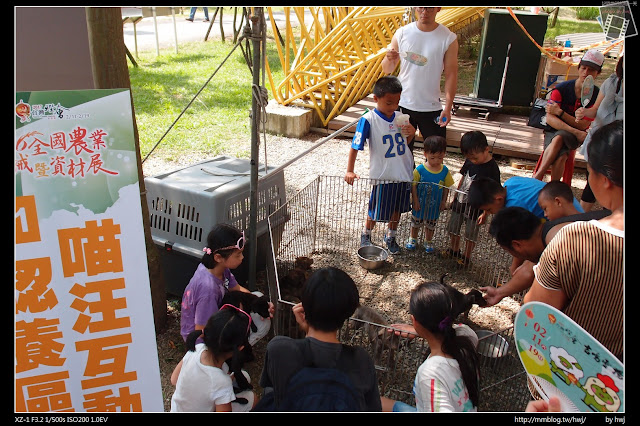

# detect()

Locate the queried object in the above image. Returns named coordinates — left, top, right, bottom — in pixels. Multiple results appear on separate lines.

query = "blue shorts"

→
left=393, top=401, right=417, bottom=412
left=368, top=182, right=411, bottom=222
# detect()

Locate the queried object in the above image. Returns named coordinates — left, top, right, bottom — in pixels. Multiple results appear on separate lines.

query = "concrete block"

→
left=265, top=100, right=316, bottom=138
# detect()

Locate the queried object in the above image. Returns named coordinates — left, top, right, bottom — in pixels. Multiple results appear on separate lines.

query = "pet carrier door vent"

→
left=175, top=220, right=203, bottom=243
left=150, top=195, right=172, bottom=214
left=149, top=196, right=172, bottom=232
left=176, top=202, right=200, bottom=222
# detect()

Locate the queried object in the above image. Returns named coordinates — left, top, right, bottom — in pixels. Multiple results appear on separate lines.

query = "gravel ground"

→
left=147, top=128, right=594, bottom=411
left=142, top=130, right=591, bottom=202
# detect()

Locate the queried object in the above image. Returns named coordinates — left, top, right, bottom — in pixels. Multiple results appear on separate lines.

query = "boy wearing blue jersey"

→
left=345, top=76, right=416, bottom=254
left=405, top=135, right=454, bottom=252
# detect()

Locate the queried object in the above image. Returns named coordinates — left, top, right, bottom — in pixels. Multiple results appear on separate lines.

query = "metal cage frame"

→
left=266, top=175, right=531, bottom=411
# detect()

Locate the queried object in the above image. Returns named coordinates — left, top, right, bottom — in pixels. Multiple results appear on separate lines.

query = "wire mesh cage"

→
left=268, top=174, right=514, bottom=287
left=266, top=175, right=531, bottom=411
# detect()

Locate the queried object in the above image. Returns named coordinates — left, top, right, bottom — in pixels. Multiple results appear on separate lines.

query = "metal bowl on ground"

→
left=476, top=329, right=509, bottom=358
left=357, top=245, right=388, bottom=270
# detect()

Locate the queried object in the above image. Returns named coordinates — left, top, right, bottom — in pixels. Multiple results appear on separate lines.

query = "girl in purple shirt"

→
left=180, top=224, right=273, bottom=342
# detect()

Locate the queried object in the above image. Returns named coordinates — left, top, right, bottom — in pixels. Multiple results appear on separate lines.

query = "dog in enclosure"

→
left=278, top=256, right=314, bottom=302
left=221, top=291, right=271, bottom=331
left=439, top=273, right=487, bottom=319
left=294, top=256, right=313, bottom=274
left=278, top=268, right=305, bottom=301
left=349, top=305, right=402, bottom=364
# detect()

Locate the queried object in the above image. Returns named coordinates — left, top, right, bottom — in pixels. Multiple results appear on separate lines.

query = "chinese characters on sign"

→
left=16, top=197, right=142, bottom=411
left=15, top=90, right=163, bottom=412
left=515, top=302, right=623, bottom=412
left=15, top=126, right=117, bottom=179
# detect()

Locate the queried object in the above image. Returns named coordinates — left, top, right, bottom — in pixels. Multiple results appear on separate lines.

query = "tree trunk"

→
left=219, top=7, right=225, bottom=41
left=85, top=7, right=167, bottom=333
left=551, top=7, right=559, bottom=28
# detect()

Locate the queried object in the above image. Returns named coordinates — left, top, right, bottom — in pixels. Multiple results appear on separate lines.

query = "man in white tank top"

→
left=382, top=7, right=458, bottom=154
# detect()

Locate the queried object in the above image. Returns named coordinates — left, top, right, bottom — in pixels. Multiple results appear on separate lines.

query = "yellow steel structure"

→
left=265, top=6, right=486, bottom=126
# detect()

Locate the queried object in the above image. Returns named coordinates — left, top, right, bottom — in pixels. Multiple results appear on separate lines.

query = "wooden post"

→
left=248, top=8, right=264, bottom=291
left=205, top=7, right=220, bottom=41
left=85, top=6, right=167, bottom=332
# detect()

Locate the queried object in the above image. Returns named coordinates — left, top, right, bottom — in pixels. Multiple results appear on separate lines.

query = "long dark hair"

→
left=615, top=55, right=623, bottom=93
left=409, top=281, right=480, bottom=408
left=185, top=306, right=250, bottom=364
left=587, top=120, right=623, bottom=188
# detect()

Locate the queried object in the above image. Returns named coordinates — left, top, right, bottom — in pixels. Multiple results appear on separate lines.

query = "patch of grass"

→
left=129, top=40, right=285, bottom=160
left=544, top=18, right=602, bottom=41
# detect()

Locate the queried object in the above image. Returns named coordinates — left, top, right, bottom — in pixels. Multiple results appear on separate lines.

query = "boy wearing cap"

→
left=533, top=49, right=603, bottom=181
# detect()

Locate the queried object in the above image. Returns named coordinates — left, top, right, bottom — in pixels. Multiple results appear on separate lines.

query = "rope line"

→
left=506, top=7, right=624, bottom=81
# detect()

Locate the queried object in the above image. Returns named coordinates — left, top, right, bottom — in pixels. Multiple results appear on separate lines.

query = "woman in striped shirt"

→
left=524, top=120, right=623, bottom=361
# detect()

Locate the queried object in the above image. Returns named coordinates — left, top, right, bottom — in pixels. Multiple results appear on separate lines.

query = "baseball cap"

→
left=579, top=49, right=605, bottom=71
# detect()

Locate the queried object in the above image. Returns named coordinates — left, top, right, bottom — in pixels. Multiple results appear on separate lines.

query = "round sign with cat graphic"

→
left=514, top=302, right=623, bottom=412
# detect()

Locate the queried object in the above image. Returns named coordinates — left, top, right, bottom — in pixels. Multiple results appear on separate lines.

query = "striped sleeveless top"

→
left=534, top=220, right=623, bottom=360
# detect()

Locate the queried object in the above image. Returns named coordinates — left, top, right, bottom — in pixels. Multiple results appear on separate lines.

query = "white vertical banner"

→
left=15, top=89, right=164, bottom=412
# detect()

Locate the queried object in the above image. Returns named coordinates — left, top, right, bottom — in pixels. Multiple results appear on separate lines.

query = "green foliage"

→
left=572, top=7, right=601, bottom=21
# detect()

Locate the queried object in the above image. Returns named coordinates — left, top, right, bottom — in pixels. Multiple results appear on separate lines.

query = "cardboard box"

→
left=534, top=55, right=580, bottom=98
left=544, top=69, right=580, bottom=91
left=544, top=73, right=575, bottom=89
left=544, top=56, right=578, bottom=75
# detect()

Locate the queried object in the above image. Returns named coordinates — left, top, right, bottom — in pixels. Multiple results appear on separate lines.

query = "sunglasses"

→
left=416, top=7, right=437, bottom=13
left=220, top=303, right=252, bottom=335
left=212, top=230, right=246, bottom=254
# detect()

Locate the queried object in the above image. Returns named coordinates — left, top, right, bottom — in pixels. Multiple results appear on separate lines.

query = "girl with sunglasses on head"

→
left=171, top=305, right=257, bottom=411
left=180, top=223, right=274, bottom=345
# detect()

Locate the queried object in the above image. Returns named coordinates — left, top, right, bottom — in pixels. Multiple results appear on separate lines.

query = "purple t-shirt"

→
left=180, top=263, right=238, bottom=341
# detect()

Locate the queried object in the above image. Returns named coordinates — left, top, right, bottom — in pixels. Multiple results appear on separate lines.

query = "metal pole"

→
left=171, top=7, right=179, bottom=54
left=152, top=7, right=160, bottom=56
left=248, top=7, right=263, bottom=291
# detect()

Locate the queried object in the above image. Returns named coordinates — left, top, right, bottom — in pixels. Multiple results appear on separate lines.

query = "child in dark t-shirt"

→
left=442, top=131, right=500, bottom=267
left=257, top=267, right=381, bottom=411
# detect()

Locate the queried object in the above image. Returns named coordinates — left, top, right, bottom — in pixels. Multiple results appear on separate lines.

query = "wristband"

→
left=558, top=110, right=565, bottom=119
